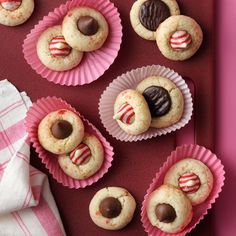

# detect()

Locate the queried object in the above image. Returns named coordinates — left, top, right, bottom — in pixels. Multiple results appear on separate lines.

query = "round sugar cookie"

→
left=89, top=187, right=136, bottom=230
left=0, top=0, right=34, bottom=26
left=164, top=158, right=214, bottom=205
left=58, top=133, right=104, bottom=179
left=113, top=89, right=152, bottom=135
left=38, top=109, right=84, bottom=155
left=136, top=76, right=184, bottom=128
left=147, top=185, right=193, bottom=233
left=62, top=7, right=109, bottom=52
left=156, top=15, right=203, bottom=60
left=130, top=0, right=180, bottom=40
left=36, top=25, right=83, bottom=71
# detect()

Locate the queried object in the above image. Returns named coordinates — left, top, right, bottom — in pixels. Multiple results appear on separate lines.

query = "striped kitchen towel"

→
left=0, top=80, right=65, bottom=236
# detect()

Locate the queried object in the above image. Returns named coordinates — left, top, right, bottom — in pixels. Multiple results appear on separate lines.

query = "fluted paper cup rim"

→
left=141, top=144, right=225, bottom=236
left=25, top=96, right=114, bottom=189
left=99, top=64, right=193, bottom=142
left=22, top=0, right=122, bottom=86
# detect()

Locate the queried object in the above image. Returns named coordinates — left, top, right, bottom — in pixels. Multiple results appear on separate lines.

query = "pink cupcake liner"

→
left=141, top=144, right=225, bottom=236
left=99, top=65, right=193, bottom=142
left=25, top=97, right=114, bottom=189
left=22, top=0, right=122, bottom=86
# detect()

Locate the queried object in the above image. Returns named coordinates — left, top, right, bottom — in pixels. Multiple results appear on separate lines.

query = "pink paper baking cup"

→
left=25, top=97, right=114, bottom=189
left=141, top=144, right=225, bottom=236
left=99, top=65, right=193, bottom=142
left=22, top=0, right=122, bottom=86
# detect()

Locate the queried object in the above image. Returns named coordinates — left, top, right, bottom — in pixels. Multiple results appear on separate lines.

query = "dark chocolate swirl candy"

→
left=139, top=0, right=170, bottom=31
left=155, top=203, right=176, bottom=223
left=77, top=16, right=99, bottom=36
left=51, top=120, right=73, bottom=139
left=99, top=197, right=122, bottom=218
left=143, top=86, right=171, bottom=117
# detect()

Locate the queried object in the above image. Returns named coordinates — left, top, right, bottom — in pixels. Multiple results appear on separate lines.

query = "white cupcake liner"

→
left=99, top=65, right=193, bottom=142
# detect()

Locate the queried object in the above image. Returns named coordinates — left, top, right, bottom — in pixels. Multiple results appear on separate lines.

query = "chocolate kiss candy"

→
left=99, top=197, right=122, bottom=218
left=143, top=86, right=171, bottom=117
left=51, top=120, right=73, bottom=139
left=139, top=0, right=170, bottom=31
left=77, top=16, right=99, bottom=36
left=155, top=203, right=176, bottom=223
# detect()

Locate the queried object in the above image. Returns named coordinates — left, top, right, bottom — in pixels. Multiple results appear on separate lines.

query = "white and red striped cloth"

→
left=0, top=80, right=65, bottom=236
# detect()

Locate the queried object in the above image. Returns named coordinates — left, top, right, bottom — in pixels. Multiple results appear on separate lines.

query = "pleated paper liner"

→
left=23, top=0, right=122, bottom=86
left=99, top=65, right=193, bottom=142
left=141, top=144, right=225, bottom=236
left=25, top=97, right=114, bottom=188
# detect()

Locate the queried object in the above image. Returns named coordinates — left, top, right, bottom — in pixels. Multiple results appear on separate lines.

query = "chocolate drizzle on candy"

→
left=1, top=0, right=22, bottom=11
left=179, top=173, right=201, bottom=193
left=170, top=30, right=192, bottom=51
left=77, top=16, right=99, bottom=36
left=143, top=86, right=171, bottom=117
left=51, top=120, right=73, bottom=139
left=155, top=203, right=176, bottom=223
left=139, top=0, right=170, bottom=31
left=70, top=143, right=91, bottom=165
left=113, top=102, right=135, bottom=125
left=99, top=197, right=122, bottom=218
left=49, top=36, right=71, bottom=57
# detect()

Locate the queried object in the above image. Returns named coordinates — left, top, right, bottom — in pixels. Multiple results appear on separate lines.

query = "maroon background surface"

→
left=0, top=0, right=215, bottom=235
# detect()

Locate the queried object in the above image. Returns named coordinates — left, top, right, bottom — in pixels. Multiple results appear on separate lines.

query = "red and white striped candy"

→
left=0, top=0, right=21, bottom=11
left=69, top=143, right=91, bottom=166
left=170, top=30, right=192, bottom=51
left=113, top=102, right=135, bottom=125
left=49, top=36, right=71, bottom=57
left=178, top=173, right=200, bottom=193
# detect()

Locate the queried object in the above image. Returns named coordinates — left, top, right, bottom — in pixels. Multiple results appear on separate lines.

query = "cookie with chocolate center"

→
left=62, top=7, right=109, bottom=52
left=38, top=109, right=84, bottom=155
left=147, top=185, right=193, bottom=233
left=130, top=0, right=180, bottom=40
left=89, top=187, right=136, bottom=230
left=136, top=76, right=184, bottom=128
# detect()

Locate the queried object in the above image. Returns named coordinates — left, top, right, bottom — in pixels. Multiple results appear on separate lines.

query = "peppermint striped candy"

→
left=179, top=173, right=200, bottom=193
left=69, top=143, right=91, bottom=166
left=0, top=0, right=21, bottom=11
left=49, top=36, right=71, bottom=57
left=170, top=30, right=192, bottom=51
left=113, top=102, right=135, bottom=124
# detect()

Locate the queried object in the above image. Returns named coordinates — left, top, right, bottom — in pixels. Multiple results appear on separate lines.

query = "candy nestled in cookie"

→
left=77, top=16, right=99, bottom=36
left=62, top=7, right=109, bottom=52
left=113, top=102, right=135, bottom=124
left=49, top=36, right=71, bottom=57
left=0, top=0, right=21, bottom=11
left=99, top=197, right=122, bottom=218
left=139, top=0, right=170, bottom=31
left=51, top=120, right=73, bottom=139
left=147, top=185, right=193, bottom=233
left=164, top=158, right=213, bottom=205
left=142, top=86, right=171, bottom=117
left=155, top=203, right=176, bottom=223
left=170, top=30, right=192, bottom=51
left=69, top=143, right=91, bottom=165
left=179, top=173, right=200, bottom=193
